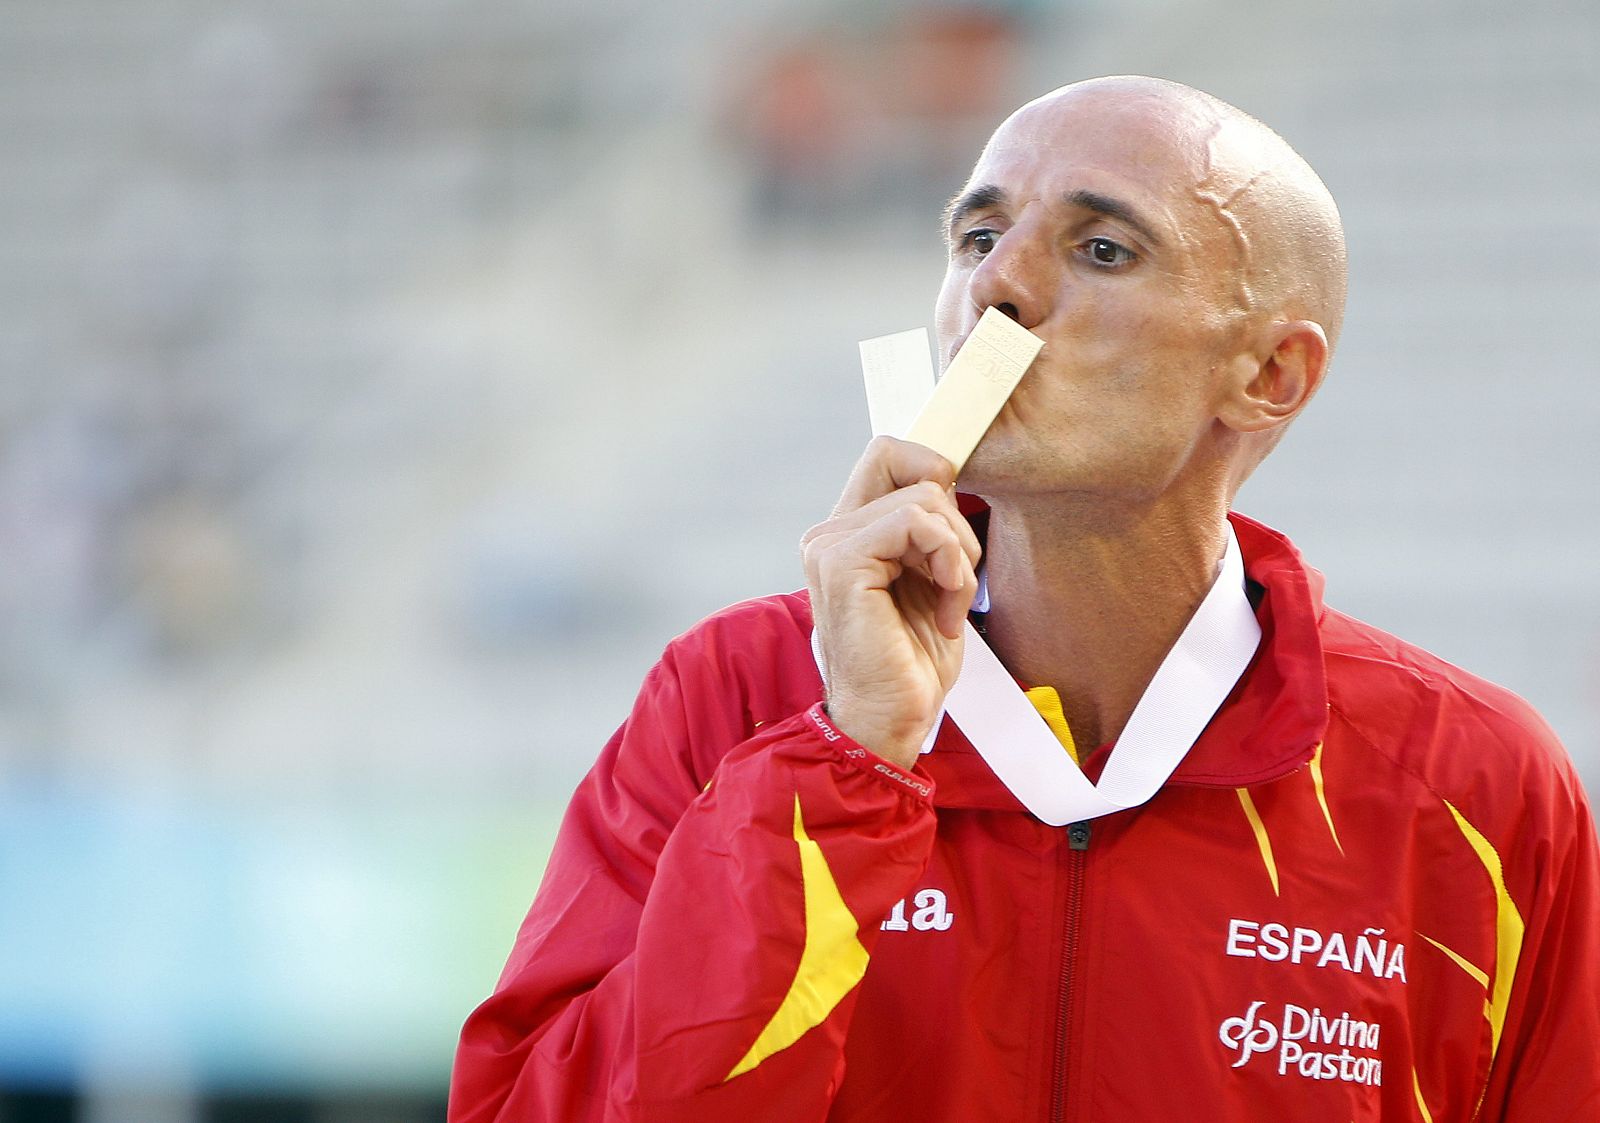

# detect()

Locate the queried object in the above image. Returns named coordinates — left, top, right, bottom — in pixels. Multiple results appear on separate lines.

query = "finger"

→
left=864, top=505, right=968, bottom=593
left=806, top=479, right=982, bottom=569
left=934, top=553, right=978, bottom=639
left=907, top=544, right=975, bottom=640
left=805, top=502, right=976, bottom=610
left=923, top=527, right=968, bottom=594
left=895, top=572, right=971, bottom=659
left=809, top=504, right=962, bottom=607
left=833, top=436, right=958, bottom=516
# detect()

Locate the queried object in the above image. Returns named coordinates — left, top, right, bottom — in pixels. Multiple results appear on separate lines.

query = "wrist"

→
left=823, top=696, right=930, bottom=772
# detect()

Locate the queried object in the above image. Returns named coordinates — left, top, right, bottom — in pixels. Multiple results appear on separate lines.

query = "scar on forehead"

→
left=1190, top=123, right=1284, bottom=313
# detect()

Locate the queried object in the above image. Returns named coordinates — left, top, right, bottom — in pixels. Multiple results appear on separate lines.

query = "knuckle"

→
left=859, top=436, right=900, bottom=476
left=801, top=528, right=836, bottom=573
left=897, top=504, right=932, bottom=531
left=800, top=534, right=838, bottom=572
left=809, top=548, right=838, bottom=584
left=801, top=541, right=819, bottom=576
left=904, top=442, right=955, bottom=485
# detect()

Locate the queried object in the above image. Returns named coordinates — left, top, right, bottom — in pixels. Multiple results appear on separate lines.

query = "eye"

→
left=958, top=228, right=1000, bottom=256
left=1083, top=237, right=1135, bottom=267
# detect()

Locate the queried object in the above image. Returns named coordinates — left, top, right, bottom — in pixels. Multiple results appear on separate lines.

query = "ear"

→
left=1217, top=320, right=1330, bottom=434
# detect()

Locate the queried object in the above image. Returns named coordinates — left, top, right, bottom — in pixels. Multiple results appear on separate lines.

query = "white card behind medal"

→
left=858, top=328, right=935, bottom=441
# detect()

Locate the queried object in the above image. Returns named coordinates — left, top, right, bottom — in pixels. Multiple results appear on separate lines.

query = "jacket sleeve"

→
left=1478, top=753, right=1600, bottom=1122
left=448, top=629, right=939, bottom=1123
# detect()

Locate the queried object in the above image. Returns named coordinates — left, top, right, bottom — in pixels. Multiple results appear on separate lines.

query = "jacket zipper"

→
left=1050, top=820, right=1092, bottom=1123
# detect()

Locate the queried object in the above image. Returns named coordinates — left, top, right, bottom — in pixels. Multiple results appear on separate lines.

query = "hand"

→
left=801, top=437, right=981, bottom=770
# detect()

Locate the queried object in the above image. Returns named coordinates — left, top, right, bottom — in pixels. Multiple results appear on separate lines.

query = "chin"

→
left=955, top=448, right=1047, bottom=497
left=958, top=440, right=1151, bottom=506
left=959, top=426, right=1052, bottom=486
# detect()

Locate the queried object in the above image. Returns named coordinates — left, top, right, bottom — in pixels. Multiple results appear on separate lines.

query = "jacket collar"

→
left=922, top=509, right=1330, bottom=813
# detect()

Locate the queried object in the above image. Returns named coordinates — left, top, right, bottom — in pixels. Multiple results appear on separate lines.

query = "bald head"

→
left=1007, top=76, right=1348, bottom=350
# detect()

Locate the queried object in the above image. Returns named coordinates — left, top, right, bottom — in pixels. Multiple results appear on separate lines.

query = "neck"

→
left=979, top=494, right=1231, bottom=749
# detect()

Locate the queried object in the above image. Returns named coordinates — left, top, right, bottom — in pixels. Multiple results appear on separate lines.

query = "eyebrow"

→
left=943, top=184, right=1166, bottom=249
left=944, top=184, right=1007, bottom=239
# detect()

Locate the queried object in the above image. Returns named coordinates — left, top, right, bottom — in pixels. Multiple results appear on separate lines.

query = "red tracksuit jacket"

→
left=451, top=513, right=1600, bottom=1121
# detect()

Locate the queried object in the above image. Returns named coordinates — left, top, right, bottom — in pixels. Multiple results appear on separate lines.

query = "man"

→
left=450, top=77, right=1600, bottom=1121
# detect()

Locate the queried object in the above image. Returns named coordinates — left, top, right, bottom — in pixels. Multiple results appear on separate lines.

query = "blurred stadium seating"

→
left=0, top=0, right=1595, bottom=1118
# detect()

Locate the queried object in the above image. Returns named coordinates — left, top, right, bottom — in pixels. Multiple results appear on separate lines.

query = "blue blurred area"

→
left=1, top=0, right=1597, bottom=1118
left=0, top=780, right=559, bottom=1097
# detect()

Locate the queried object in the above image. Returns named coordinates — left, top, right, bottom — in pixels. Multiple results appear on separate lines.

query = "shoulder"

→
left=1320, top=606, right=1561, bottom=766
left=591, top=591, right=824, bottom=806
left=658, top=590, right=816, bottom=682
left=638, top=590, right=823, bottom=748
left=1318, top=606, right=1588, bottom=847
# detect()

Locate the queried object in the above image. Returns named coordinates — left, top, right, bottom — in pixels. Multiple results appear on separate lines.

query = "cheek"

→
left=1113, top=301, right=1224, bottom=373
left=1048, top=294, right=1150, bottom=377
left=932, top=270, right=964, bottom=352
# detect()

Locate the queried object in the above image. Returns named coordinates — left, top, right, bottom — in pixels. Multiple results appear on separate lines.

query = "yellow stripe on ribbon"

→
left=726, top=795, right=871, bottom=1079
left=1307, top=743, right=1343, bottom=855
left=1236, top=788, right=1279, bottom=896
left=1444, top=800, right=1525, bottom=1060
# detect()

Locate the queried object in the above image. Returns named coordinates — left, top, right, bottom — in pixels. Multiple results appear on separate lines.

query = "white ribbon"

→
left=947, top=528, right=1259, bottom=824
left=810, top=526, right=1259, bottom=826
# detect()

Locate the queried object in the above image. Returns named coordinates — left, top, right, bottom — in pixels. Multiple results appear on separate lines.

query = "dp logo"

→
left=1219, top=1001, right=1279, bottom=1069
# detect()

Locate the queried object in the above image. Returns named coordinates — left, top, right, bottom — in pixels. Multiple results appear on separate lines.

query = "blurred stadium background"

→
left=1, top=0, right=1596, bottom=1119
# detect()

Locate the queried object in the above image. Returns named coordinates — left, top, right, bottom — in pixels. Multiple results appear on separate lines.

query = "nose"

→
left=966, top=222, right=1054, bottom=330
